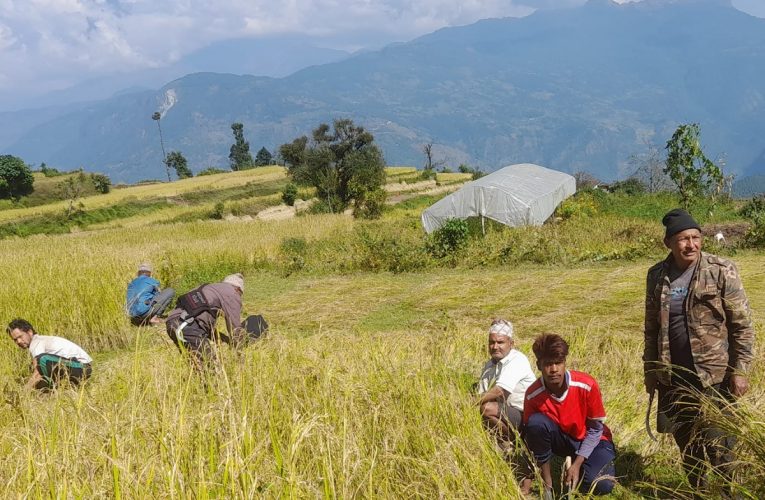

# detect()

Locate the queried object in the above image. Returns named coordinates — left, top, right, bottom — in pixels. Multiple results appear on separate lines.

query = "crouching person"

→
left=126, top=262, right=176, bottom=326
left=523, top=333, right=616, bottom=496
left=478, top=319, right=536, bottom=448
left=7, top=318, right=92, bottom=391
left=165, top=273, right=244, bottom=370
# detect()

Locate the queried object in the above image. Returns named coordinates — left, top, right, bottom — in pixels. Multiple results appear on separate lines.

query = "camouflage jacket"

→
left=643, top=252, right=754, bottom=387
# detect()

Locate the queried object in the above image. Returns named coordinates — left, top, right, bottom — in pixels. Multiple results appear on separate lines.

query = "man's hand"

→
left=644, top=371, right=657, bottom=394
left=730, top=374, right=749, bottom=397
left=564, top=456, right=585, bottom=490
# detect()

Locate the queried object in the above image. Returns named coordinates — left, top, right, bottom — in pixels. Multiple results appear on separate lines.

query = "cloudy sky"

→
left=0, top=0, right=763, bottom=110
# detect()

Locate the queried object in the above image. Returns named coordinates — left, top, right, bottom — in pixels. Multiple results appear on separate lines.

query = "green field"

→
left=0, top=171, right=763, bottom=498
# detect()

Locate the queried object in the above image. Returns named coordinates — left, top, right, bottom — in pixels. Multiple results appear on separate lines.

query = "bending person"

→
left=126, top=262, right=175, bottom=326
left=165, top=273, right=244, bottom=370
left=7, top=318, right=92, bottom=391
left=523, top=333, right=616, bottom=496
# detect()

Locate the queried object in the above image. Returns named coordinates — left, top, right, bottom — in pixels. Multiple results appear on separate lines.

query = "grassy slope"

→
left=0, top=166, right=287, bottom=223
left=0, top=174, right=762, bottom=497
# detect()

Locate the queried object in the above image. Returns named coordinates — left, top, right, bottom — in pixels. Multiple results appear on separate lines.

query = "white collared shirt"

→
left=478, top=349, right=536, bottom=411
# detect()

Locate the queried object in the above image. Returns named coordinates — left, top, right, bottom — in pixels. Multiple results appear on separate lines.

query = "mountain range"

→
left=2, top=0, right=764, bottom=185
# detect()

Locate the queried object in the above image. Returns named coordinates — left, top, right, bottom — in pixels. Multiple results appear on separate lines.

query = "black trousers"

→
left=167, top=318, right=217, bottom=370
left=660, top=378, right=736, bottom=488
left=35, top=354, right=92, bottom=390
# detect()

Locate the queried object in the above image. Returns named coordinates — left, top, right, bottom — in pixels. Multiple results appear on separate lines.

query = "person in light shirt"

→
left=6, top=318, right=92, bottom=391
left=477, top=319, right=536, bottom=443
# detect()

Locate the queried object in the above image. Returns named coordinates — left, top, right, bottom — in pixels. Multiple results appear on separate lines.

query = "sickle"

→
left=645, top=389, right=658, bottom=442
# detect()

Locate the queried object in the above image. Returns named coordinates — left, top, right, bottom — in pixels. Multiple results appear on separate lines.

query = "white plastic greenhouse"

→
left=421, top=163, right=576, bottom=234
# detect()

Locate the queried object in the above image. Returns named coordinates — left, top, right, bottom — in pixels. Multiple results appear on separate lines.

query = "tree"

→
left=90, top=173, right=111, bottom=194
left=254, top=147, right=273, bottom=167
left=628, top=141, right=672, bottom=193
left=0, top=155, right=34, bottom=200
left=422, top=142, right=443, bottom=179
left=57, top=170, right=88, bottom=218
left=664, top=123, right=724, bottom=209
left=229, top=123, right=254, bottom=170
left=573, top=171, right=601, bottom=190
left=279, top=119, right=387, bottom=216
left=165, top=151, right=193, bottom=179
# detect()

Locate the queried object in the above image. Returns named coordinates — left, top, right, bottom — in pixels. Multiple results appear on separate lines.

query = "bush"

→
left=197, top=168, right=229, bottom=177
left=427, top=218, right=469, bottom=259
left=280, top=237, right=308, bottom=275
left=282, top=183, right=298, bottom=206
left=353, top=188, right=386, bottom=220
left=556, top=192, right=598, bottom=220
left=739, top=196, right=765, bottom=221
left=611, top=177, right=646, bottom=195
left=211, top=201, right=226, bottom=220
left=90, top=173, right=111, bottom=194
left=353, top=223, right=429, bottom=273
left=40, top=164, right=64, bottom=177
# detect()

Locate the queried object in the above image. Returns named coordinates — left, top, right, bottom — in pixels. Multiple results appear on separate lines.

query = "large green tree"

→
left=279, top=119, right=386, bottom=217
left=0, top=155, right=34, bottom=200
left=165, top=151, right=193, bottom=179
left=229, top=123, right=254, bottom=170
left=664, top=123, right=724, bottom=209
left=254, top=146, right=273, bottom=167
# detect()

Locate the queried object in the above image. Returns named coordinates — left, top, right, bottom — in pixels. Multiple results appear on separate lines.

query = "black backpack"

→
left=176, top=284, right=214, bottom=318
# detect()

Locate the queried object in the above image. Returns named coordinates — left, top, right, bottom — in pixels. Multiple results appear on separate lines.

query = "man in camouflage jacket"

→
left=644, top=209, right=754, bottom=490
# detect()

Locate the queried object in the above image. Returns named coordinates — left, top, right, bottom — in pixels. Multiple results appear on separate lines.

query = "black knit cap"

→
left=662, top=208, right=701, bottom=240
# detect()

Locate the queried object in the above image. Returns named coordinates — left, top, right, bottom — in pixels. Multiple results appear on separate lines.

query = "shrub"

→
left=211, top=201, right=226, bottom=219
left=427, top=218, right=469, bottom=259
left=739, top=196, right=765, bottom=221
left=90, top=173, right=111, bottom=194
left=556, top=193, right=598, bottom=220
left=611, top=177, right=646, bottom=195
left=353, top=223, right=429, bottom=273
left=280, top=237, right=308, bottom=275
left=197, top=168, right=229, bottom=177
left=353, top=188, right=386, bottom=220
left=282, top=182, right=298, bottom=206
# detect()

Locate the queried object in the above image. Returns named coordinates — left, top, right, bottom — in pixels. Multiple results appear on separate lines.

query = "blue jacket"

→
left=126, top=275, right=160, bottom=317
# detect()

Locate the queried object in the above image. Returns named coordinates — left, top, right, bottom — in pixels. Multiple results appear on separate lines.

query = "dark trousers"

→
left=167, top=318, right=217, bottom=370
left=131, top=288, right=176, bottom=326
left=661, top=379, right=736, bottom=488
left=35, top=354, right=92, bottom=390
left=524, top=412, right=616, bottom=495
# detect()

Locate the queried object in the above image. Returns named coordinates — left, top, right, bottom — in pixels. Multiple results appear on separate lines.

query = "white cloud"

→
left=0, top=0, right=761, bottom=107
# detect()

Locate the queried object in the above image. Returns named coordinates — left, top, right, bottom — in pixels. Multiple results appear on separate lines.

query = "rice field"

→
left=1, top=174, right=764, bottom=498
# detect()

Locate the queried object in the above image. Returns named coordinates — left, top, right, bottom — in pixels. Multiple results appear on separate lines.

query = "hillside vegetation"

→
left=0, top=171, right=764, bottom=498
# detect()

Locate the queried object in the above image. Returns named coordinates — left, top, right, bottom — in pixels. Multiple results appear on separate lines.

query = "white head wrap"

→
left=488, top=319, right=513, bottom=338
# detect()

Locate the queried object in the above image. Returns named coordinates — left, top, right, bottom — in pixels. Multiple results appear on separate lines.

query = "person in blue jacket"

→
left=126, top=263, right=175, bottom=326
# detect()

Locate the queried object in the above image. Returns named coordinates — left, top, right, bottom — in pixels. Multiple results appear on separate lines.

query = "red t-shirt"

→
left=523, top=370, right=612, bottom=442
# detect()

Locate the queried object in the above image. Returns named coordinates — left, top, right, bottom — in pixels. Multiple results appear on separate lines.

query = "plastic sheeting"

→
left=421, top=163, right=576, bottom=233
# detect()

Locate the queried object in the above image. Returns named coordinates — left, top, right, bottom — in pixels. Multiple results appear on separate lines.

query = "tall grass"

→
left=0, top=181, right=763, bottom=497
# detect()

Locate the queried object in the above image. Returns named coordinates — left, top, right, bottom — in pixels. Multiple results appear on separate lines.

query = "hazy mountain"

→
left=4, top=0, right=765, bottom=184
left=0, top=36, right=351, bottom=113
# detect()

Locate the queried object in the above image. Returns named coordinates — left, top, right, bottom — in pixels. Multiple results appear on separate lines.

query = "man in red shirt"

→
left=522, top=333, right=616, bottom=496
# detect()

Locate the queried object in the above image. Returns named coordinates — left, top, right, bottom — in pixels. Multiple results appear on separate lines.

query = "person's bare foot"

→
left=519, top=478, right=533, bottom=496
left=149, top=316, right=164, bottom=325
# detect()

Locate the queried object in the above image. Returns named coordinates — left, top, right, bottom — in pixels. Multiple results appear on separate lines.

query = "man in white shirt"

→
left=478, top=319, right=536, bottom=441
left=6, top=318, right=92, bottom=391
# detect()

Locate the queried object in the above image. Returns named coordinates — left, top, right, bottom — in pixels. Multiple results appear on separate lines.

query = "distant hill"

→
left=3, top=0, right=765, bottom=183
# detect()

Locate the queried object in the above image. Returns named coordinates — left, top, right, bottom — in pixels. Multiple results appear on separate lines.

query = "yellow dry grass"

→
left=0, top=167, right=287, bottom=222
